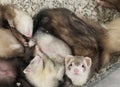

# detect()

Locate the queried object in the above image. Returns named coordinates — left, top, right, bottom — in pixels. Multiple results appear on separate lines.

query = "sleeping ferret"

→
left=0, top=0, right=33, bottom=44
left=24, top=46, right=64, bottom=87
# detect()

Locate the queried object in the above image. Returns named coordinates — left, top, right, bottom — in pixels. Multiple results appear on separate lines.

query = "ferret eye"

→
left=82, top=65, right=85, bottom=68
left=69, top=63, right=72, bottom=67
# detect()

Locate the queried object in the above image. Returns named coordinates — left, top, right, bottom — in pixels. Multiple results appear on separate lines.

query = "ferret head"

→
left=23, top=55, right=43, bottom=74
left=24, top=46, right=45, bottom=74
left=65, top=55, right=92, bottom=86
left=14, top=9, right=33, bottom=38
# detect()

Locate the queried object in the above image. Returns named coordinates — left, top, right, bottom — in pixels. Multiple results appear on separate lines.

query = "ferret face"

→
left=24, top=46, right=64, bottom=87
left=65, top=55, right=92, bottom=86
left=13, top=9, right=33, bottom=38
left=65, top=55, right=91, bottom=76
left=24, top=55, right=43, bottom=74
left=15, top=18, right=33, bottom=38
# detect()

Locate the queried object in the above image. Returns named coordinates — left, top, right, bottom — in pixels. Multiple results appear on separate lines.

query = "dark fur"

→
left=0, top=57, right=33, bottom=87
left=33, top=8, right=107, bottom=72
left=0, top=5, right=15, bottom=28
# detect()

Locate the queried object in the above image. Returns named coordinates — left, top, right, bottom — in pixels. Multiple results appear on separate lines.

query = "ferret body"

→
left=101, top=18, right=120, bottom=67
left=0, top=28, right=24, bottom=58
left=24, top=46, right=64, bottom=87
left=65, top=55, right=92, bottom=86
left=33, top=8, right=107, bottom=71
left=29, top=29, right=72, bottom=63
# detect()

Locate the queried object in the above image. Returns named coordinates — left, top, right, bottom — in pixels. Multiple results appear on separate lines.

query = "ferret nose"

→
left=26, top=33, right=32, bottom=38
left=74, top=68, right=79, bottom=73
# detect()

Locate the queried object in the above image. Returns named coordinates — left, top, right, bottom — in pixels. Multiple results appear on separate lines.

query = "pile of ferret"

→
left=0, top=0, right=120, bottom=87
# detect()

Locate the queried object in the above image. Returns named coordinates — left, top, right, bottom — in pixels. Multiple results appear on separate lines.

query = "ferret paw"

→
left=28, top=40, right=35, bottom=47
left=98, top=68, right=107, bottom=74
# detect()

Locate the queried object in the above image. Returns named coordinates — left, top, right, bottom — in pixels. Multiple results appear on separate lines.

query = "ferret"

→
left=24, top=46, right=64, bottom=87
left=0, top=0, right=33, bottom=39
left=33, top=8, right=107, bottom=71
left=0, top=0, right=33, bottom=48
left=96, top=0, right=120, bottom=11
left=13, top=8, right=33, bottom=38
left=29, top=28, right=72, bottom=63
left=65, top=55, right=92, bottom=86
left=100, top=18, right=120, bottom=67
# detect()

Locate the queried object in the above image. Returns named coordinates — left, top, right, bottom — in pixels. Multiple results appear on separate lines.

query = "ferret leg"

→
left=101, top=51, right=110, bottom=68
left=28, top=39, right=35, bottom=47
left=56, top=66, right=64, bottom=81
left=10, top=27, right=28, bottom=46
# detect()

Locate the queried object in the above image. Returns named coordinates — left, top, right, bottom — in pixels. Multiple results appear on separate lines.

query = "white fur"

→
left=65, top=57, right=91, bottom=86
left=0, top=0, right=11, bottom=5
left=33, top=30, right=72, bottom=63
left=13, top=8, right=33, bottom=38
left=10, top=44, right=22, bottom=50
left=24, top=54, right=64, bottom=87
left=66, top=66, right=90, bottom=86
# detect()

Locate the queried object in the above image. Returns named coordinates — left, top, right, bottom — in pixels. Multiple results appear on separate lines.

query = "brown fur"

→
left=33, top=8, right=107, bottom=72
left=0, top=27, right=24, bottom=58
left=0, top=5, right=15, bottom=28
left=0, top=57, right=33, bottom=87
left=100, top=18, right=120, bottom=67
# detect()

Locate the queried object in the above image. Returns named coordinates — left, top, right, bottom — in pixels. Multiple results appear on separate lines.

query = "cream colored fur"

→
left=101, top=18, right=120, bottom=67
left=24, top=52, right=64, bottom=87
left=0, top=28, right=23, bottom=58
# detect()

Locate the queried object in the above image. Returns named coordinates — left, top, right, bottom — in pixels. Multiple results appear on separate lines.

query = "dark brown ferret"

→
left=33, top=8, right=107, bottom=71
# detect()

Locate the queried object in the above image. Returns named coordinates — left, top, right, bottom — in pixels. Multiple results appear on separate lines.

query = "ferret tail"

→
left=0, top=0, right=12, bottom=5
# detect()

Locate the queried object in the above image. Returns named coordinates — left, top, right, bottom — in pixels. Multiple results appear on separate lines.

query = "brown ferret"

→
left=96, top=0, right=120, bottom=11
left=33, top=8, right=107, bottom=71
left=100, top=18, right=120, bottom=67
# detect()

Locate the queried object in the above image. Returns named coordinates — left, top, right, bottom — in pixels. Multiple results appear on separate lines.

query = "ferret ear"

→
left=7, top=19, right=15, bottom=28
left=41, top=16, right=50, bottom=25
left=65, top=55, right=73, bottom=64
left=84, top=57, right=92, bottom=68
